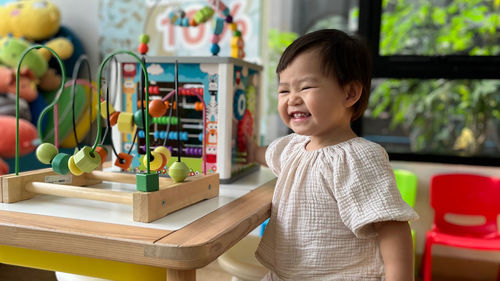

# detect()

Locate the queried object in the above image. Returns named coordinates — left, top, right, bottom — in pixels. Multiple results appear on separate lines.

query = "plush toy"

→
left=0, top=0, right=61, bottom=41
left=0, top=115, right=38, bottom=175
left=0, top=65, right=38, bottom=102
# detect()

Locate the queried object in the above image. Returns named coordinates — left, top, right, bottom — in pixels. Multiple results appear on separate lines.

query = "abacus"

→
left=0, top=44, right=219, bottom=223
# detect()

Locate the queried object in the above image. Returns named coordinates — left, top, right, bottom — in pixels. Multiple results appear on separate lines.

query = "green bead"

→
left=51, top=153, right=71, bottom=175
left=134, top=110, right=152, bottom=129
left=234, top=30, right=242, bottom=37
left=74, top=146, right=101, bottom=173
left=36, top=143, right=58, bottom=164
left=168, top=161, right=189, bottom=183
left=136, top=173, right=159, bottom=192
left=139, top=33, right=150, bottom=44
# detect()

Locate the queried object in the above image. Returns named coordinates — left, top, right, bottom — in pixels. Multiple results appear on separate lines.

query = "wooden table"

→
left=0, top=168, right=276, bottom=281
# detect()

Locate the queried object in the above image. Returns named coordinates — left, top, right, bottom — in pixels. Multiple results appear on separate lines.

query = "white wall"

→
left=51, top=0, right=100, bottom=73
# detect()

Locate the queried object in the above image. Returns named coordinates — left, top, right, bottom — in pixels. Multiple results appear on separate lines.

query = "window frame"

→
left=356, top=0, right=500, bottom=166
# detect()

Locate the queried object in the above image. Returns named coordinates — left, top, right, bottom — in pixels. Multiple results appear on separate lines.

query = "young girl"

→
left=251, top=29, right=419, bottom=280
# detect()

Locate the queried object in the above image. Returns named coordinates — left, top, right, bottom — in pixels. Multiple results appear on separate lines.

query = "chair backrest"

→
left=430, top=173, right=500, bottom=238
left=394, top=169, right=417, bottom=207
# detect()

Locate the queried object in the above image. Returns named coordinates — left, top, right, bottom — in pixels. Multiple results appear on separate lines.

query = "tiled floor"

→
left=1, top=258, right=497, bottom=281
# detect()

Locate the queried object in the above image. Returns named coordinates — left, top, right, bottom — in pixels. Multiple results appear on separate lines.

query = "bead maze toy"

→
left=0, top=45, right=219, bottom=223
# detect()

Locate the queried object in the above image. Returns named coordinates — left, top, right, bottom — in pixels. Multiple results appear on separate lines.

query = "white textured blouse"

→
left=255, top=134, right=419, bottom=281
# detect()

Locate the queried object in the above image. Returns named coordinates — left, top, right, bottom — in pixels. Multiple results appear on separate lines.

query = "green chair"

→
left=394, top=169, right=418, bottom=273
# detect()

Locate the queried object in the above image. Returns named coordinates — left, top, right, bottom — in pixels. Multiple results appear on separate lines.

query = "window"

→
left=357, top=0, right=500, bottom=166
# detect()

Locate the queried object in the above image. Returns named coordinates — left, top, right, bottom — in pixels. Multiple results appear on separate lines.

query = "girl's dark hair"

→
left=276, top=29, right=372, bottom=121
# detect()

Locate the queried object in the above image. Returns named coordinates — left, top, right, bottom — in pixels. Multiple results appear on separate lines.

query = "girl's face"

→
left=277, top=49, right=360, bottom=149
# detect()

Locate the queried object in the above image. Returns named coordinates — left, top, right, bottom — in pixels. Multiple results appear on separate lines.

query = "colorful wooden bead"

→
left=68, top=155, right=83, bottom=176
left=136, top=173, right=159, bottom=192
left=168, top=161, right=189, bottom=183
left=74, top=146, right=101, bottom=173
left=51, top=153, right=71, bottom=175
left=133, top=110, right=152, bottom=129
left=211, top=34, right=221, bottom=44
left=144, top=151, right=165, bottom=171
left=109, top=111, right=120, bottom=126
left=139, top=33, right=150, bottom=44
left=138, top=43, right=148, bottom=55
left=100, top=101, right=115, bottom=118
left=114, top=152, right=133, bottom=170
left=36, top=143, right=58, bottom=164
left=225, top=15, right=233, bottom=23
left=213, top=17, right=224, bottom=35
left=229, top=23, right=237, bottom=31
left=95, top=145, right=108, bottom=165
left=210, top=43, right=220, bottom=55
left=148, top=99, right=167, bottom=117
left=117, top=112, right=134, bottom=133
left=154, top=146, right=171, bottom=164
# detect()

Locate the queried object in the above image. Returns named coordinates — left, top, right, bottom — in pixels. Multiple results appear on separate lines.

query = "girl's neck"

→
left=305, top=128, right=358, bottom=151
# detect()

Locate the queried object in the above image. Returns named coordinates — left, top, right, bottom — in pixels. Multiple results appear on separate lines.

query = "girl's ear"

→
left=343, top=81, right=363, bottom=108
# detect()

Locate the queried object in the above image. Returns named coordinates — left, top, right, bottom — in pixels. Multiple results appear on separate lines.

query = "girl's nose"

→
left=287, top=92, right=302, bottom=105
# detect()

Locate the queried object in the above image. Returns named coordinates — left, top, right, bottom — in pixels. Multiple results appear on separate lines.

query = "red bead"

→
left=138, top=43, right=149, bottom=54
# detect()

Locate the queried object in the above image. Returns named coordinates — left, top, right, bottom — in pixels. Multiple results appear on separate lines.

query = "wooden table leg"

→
left=167, top=268, right=195, bottom=281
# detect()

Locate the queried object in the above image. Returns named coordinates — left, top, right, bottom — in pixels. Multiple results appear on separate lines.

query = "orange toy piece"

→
left=149, top=99, right=167, bottom=117
left=114, top=152, right=133, bottom=170
left=94, top=145, right=108, bottom=165
left=109, top=111, right=120, bottom=126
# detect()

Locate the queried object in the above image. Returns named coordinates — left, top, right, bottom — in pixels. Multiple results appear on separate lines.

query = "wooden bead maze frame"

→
left=1, top=46, right=219, bottom=223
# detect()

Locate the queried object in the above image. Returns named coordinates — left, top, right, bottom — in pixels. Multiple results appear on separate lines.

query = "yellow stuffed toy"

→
left=0, top=0, right=61, bottom=41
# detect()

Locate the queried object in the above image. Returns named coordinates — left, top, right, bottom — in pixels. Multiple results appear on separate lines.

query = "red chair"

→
left=422, top=173, right=500, bottom=281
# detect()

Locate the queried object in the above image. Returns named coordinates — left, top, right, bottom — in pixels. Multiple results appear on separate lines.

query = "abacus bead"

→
left=114, top=152, right=133, bottom=170
left=229, top=23, right=237, bottom=31
left=225, top=15, right=233, bottom=23
left=74, top=146, right=101, bottom=173
left=189, top=17, right=198, bottom=26
left=68, top=155, right=83, bottom=176
left=139, top=33, right=150, bottom=44
left=52, top=153, right=71, bottom=175
left=154, top=146, right=171, bottom=163
left=168, top=161, right=189, bottom=183
left=117, top=112, right=135, bottom=133
left=149, top=99, right=167, bottom=117
left=181, top=17, right=190, bottom=26
left=144, top=151, right=164, bottom=171
left=222, top=7, right=230, bottom=16
left=234, top=30, right=242, bottom=37
left=109, top=111, right=120, bottom=126
left=100, top=101, right=115, bottom=118
left=95, top=145, right=108, bottom=165
left=36, top=143, right=58, bottom=164
left=133, top=110, right=152, bottom=129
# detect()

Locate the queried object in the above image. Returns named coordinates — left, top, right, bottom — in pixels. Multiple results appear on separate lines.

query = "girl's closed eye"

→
left=278, top=89, right=289, bottom=94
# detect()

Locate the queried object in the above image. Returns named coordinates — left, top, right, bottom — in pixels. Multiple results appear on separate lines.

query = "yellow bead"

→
left=99, top=101, right=115, bottom=118
left=144, top=151, right=165, bottom=171
left=117, top=112, right=135, bottom=133
left=153, top=146, right=171, bottom=163
left=36, top=143, right=58, bottom=164
left=74, top=146, right=101, bottom=173
left=229, top=23, right=237, bottom=31
left=68, top=155, right=83, bottom=176
left=168, top=161, right=189, bottom=183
